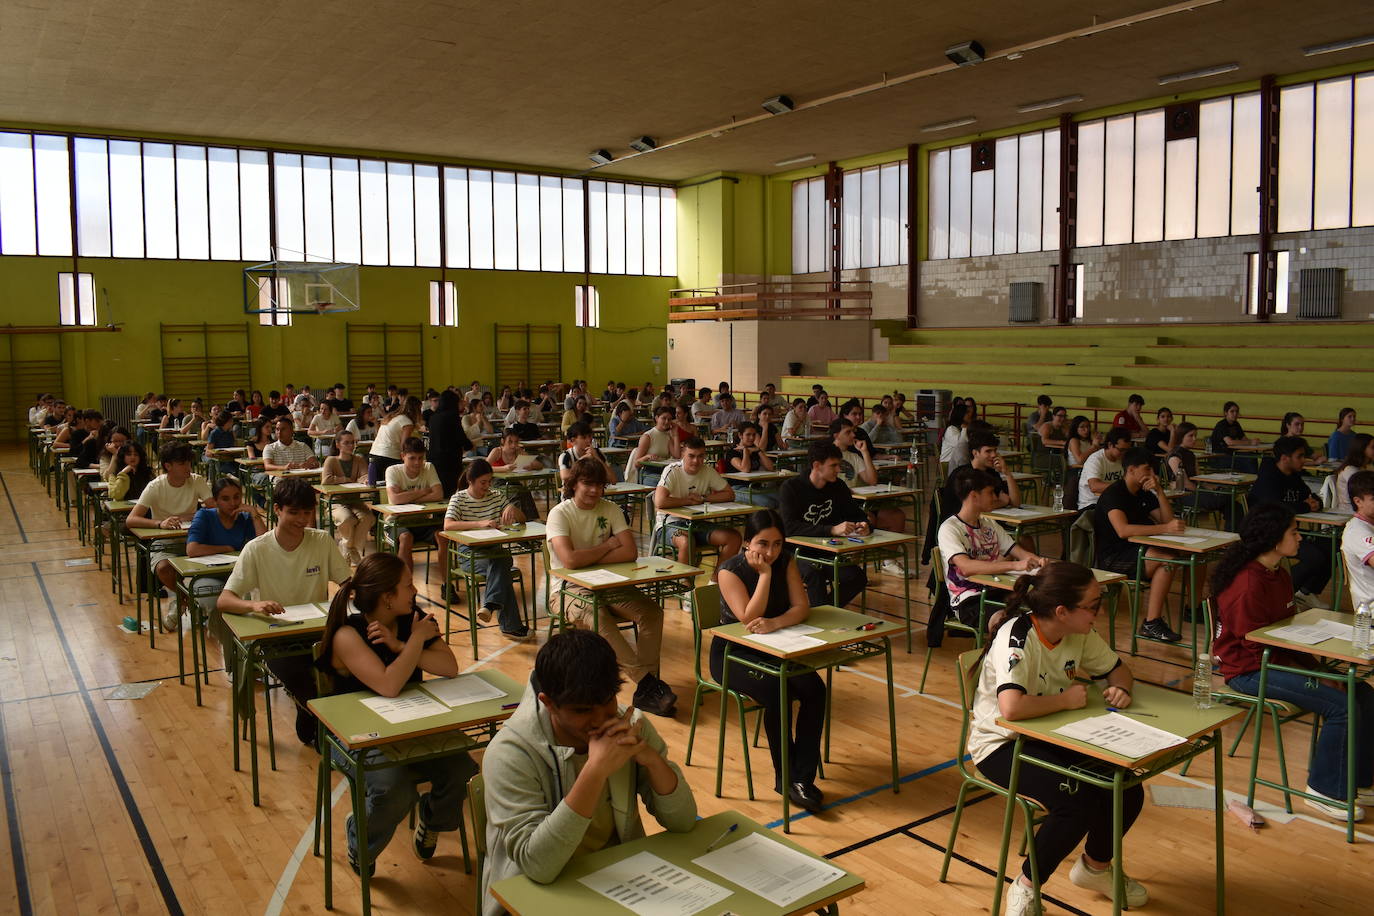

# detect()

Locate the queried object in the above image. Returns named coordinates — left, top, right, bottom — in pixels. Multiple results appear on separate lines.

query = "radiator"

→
left=1297, top=268, right=1343, bottom=319
left=1009, top=282, right=1042, bottom=323
left=100, top=394, right=140, bottom=431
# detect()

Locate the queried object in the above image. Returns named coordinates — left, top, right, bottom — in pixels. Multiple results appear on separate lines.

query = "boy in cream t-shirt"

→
left=1341, top=470, right=1374, bottom=609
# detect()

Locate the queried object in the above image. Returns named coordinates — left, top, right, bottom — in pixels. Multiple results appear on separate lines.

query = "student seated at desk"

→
left=206, top=411, right=238, bottom=476
left=1037, top=407, right=1071, bottom=451
left=219, top=477, right=352, bottom=746
left=951, top=429, right=1023, bottom=508
left=752, top=403, right=782, bottom=452
left=505, top=401, right=541, bottom=441
left=93, top=426, right=131, bottom=479
left=1279, top=413, right=1321, bottom=467
left=489, top=429, right=543, bottom=471
left=1111, top=392, right=1146, bottom=436
left=1025, top=394, right=1053, bottom=443
left=547, top=458, right=675, bottom=716
left=559, top=421, right=615, bottom=485
left=322, top=430, right=375, bottom=564
left=224, top=388, right=248, bottom=418
left=671, top=404, right=697, bottom=443
left=316, top=553, right=476, bottom=873
left=689, top=387, right=714, bottom=423
left=1093, top=447, right=1183, bottom=643
left=132, top=392, right=156, bottom=424
left=780, top=397, right=809, bottom=442
left=1210, top=400, right=1261, bottom=470
left=443, top=459, right=531, bottom=639
left=461, top=401, right=492, bottom=454
left=607, top=402, right=646, bottom=447
left=368, top=396, right=421, bottom=485
left=183, top=477, right=266, bottom=638
left=806, top=389, right=836, bottom=429
left=126, top=441, right=214, bottom=606
left=838, top=400, right=873, bottom=450
left=937, top=467, right=1045, bottom=628
left=709, top=394, right=746, bottom=437
left=159, top=398, right=189, bottom=432
left=561, top=396, right=592, bottom=435
left=969, top=562, right=1147, bottom=915
left=245, top=390, right=265, bottom=419
left=1333, top=435, right=1374, bottom=514
left=107, top=442, right=153, bottom=500
left=1144, top=407, right=1175, bottom=462
left=1329, top=408, right=1358, bottom=466
left=1213, top=503, right=1374, bottom=822
left=726, top=422, right=778, bottom=508
left=1064, top=416, right=1100, bottom=471
left=263, top=417, right=317, bottom=473
left=625, top=406, right=681, bottom=482
left=259, top=390, right=290, bottom=424
left=778, top=441, right=869, bottom=608
left=654, top=437, right=740, bottom=575
left=479, top=630, right=696, bottom=915
left=74, top=419, right=116, bottom=470
left=1165, top=422, right=1235, bottom=527
left=940, top=403, right=971, bottom=469
left=55, top=408, right=98, bottom=450
left=1077, top=427, right=1130, bottom=512
left=1249, top=436, right=1331, bottom=607
left=346, top=404, right=379, bottom=443
left=308, top=400, right=342, bottom=442
left=1342, top=472, right=1374, bottom=610
left=385, top=437, right=446, bottom=577
left=712, top=508, right=827, bottom=812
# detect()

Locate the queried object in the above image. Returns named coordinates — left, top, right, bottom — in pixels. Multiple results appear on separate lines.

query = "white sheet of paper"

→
left=1054, top=712, right=1187, bottom=759
left=384, top=503, right=426, bottom=512
left=850, top=484, right=900, bottom=494
left=1312, top=618, right=1355, bottom=642
left=992, top=507, right=1042, bottom=517
left=276, top=603, right=327, bottom=622
left=692, top=831, right=844, bottom=907
left=1153, top=535, right=1208, bottom=545
left=1181, top=527, right=1238, bottom=541
left=420, top=675, right=508, bottom=707
left=730, top=470, right=774, bottom=479
left=578, top=851, right=730, bottom=916
left=339, top=482, right=373, bottom=489
left=1307, top=512, right=1352, bottom=523
left=460, top=528, right=509, bottom=541
left=743, top=624, right=827, bottom=652
left=695, top=501, right=750, bottom=513
left=192, top=553, right=238, bottom=566
left=360, top=691, right=450, bottom=724
left=1262, top=623, right=1334, bottom=645
left=575, top=569, right=630, bottom=586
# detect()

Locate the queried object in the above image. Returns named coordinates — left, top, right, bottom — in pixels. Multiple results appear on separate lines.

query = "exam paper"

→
left=992, top=507, right=1043, bottom=517
left=851, top=484, right=901, bottom=495
left=360, top=691, right=450, bottom=724
left=1181, top=526, right=1238, bottom=541
left=1153, top=535, right=1208, bottom=545
left=192, top=553, right=238, bottom=566
left=1258, top=623, right=1333, bottom=645
left=693, top=831, right=844, bottom=907
left=1054, top=712, right=1187, bottom=759
left=578, top=851, right=729, bottom=916
left=742, top=624, right=826, bottom=652
left=384, top=503, right=426, bottom=512
left=730, top=470, right=774, bottom=479
left=1306, top=512, right=1353, bottom=523
left=575, top=569, right=630, bottom=586
left=338, top=482, right=373, bottom=489
left=460, top=528, right=510, bottom=541
left=420, top=675, right=508, bottom=707
left=276, top=603, right=327, bottom=622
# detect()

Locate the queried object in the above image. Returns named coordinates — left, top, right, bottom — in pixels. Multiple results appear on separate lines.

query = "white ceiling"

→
left=0, top=0, right=1369, bottom=181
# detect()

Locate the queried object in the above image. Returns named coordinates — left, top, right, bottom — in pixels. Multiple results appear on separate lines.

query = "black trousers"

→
left=265, top=655, right=318, bottom=745
left=709, top=637, right=826, bottom=787
left=976, top=739, right=1145, bottom=881
left=797, top=555, right=867, bottom=608
left=1292, top=539, right=1333, bottom=596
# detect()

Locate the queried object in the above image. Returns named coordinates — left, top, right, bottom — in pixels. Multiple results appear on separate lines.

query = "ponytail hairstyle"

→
left=1279, top=411, right=1303, bottom=436
left=1168, top=421, right=1198, bottom=455
left=319, top=553, right=411, bottom=672
left=1338, top=433, right=1374, bottom=474
left=1209, top=503, right=1295, bottom=598
left=458, top=458, right=494, bottom=491
left=992, top=561, right=1097, bottom=636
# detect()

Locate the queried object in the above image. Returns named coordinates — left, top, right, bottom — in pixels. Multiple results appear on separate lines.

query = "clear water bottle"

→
left=1193, top=653, right=1214, bottom=709
left=1052, top=484, right=1064, bottom=510
left=1354, top=602, right=1373, bottom=657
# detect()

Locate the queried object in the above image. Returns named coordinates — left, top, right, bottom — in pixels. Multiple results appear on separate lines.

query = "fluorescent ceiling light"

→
left=588, top=149, right=613, bottom=165
left=761, top=95, right=795, bottom=115
left=1303, top=34, right=1374, bottom=56
left=1015, top=94, right=1083, bottom=113
left=773, top=154, right=816, bottom=167
left=1157, top=62, right=1239, bottom=85
left=921, top=116, right=977, bottom=132
left=628, top=136, right=657, bottom=152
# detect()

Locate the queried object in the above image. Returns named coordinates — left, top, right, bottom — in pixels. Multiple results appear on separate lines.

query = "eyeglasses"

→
left=1072, top=601, right=1104, bottom=615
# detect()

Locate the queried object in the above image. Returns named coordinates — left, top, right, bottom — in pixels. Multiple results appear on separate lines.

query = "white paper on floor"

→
left=106, top=682, right=159, bottom=700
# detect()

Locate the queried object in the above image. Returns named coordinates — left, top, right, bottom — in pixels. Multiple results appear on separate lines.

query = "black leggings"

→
left=367, top=454, right=400, bottom=486
left=976, top=740, right=1145, bottom=881
left=709, top=637, right=826, bottom=787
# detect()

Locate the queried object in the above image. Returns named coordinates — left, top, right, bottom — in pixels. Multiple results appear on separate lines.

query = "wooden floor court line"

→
left=0, top=700, right=32, bottom=916
left=0, top=472, right=28, bottom=543
left=899, top=828, right=1094, bottom=916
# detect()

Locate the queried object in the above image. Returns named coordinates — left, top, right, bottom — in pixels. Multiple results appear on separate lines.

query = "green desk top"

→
left=713, top=605, right=900, bottom=659
left=169, top=553, right=239, bottom=576
left=604, top=481, right=653, bottom=494
left=1247, top=607, right=1367, bottom=665
left=1191, top=472, right=1257, bottom=485
left=222, top=602, right=328, bottom=642
left=787, top=529, right=916, bottom=553
left=308, top=669, right=523, bottom=749
left=128, top=524, right=190, bottom=542
left=848, top=484, right=916, bottom=500
left=982, top=505, right=1076, bottom=525
left=373, top=501, right=448, bottom=517
left=996, top=682, right=1243, bottom=768
left=439, top=521, right=548, bottom=547
left=492, top=468, right=556, bottom=480
left=1129, top=526, right=1238, bottom=554
left=313, top=482, right=380, bottom=496
left=490, top=811, right=865, bottom=916
left=660, top=502, right=757, bottom=522
left=104, top=499, right=136, bottom=514
left=551, top=558, right=701, bottom=590
left=971, top=568, right=1126, bottom=591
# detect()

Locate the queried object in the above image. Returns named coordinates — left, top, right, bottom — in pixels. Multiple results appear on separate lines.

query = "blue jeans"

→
left=731, top=485, right=778, bottom=509
left=459, top=551, right=524, bottom=633
left=333, top=746, right=477, bottom=860
left=1228, top=669, right=1374, bottom=799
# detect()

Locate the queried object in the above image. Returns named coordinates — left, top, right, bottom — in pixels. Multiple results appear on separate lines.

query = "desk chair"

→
left=467, top=773, right=488, bottom=916
left=375, top=490, right=439, bottom=583
left=918, top=547, right=1002, bottom=693
left=940, top=648, right=1045, bottom=916
left=686, top=585, right=766, bottom=800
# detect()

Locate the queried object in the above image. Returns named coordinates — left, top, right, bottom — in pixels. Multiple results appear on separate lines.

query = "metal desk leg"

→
left=990, top=736, right=1025, bottom=916
left=1214, top=734, right=1226, bottom=914
left=779, top=659, right=792, bottom=833
left=1111, top=768, right=1125, bottom=915
left=885, top=638, right=899, bottom=789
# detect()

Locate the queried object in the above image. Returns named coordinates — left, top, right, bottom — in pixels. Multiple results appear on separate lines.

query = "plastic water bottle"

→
left=1355, top=602, right=1373, bottom=657
left=1052, top=484, right=1064, bottom=510
left=1193, top=653, right=1213, bottom=709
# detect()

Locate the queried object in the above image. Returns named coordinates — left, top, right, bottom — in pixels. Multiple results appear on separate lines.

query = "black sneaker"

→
left=500, top=624, right=532, bottom=641
left=633, top=674, right=677, bottom=717
left=1141, top=618, right=1183, bottom=643
left=443, top=584, right=463, bottom=604
left=346, top=816, right=376, bottom=876
left=413, top=799, right=439, bottom=860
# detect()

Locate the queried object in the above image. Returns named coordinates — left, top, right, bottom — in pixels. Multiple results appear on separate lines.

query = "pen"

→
left=705, top=823, right=737, bottom=851
left=846, top=536, right=865, bottom=543
left=268, top=620, right=303, bottom=628
left=855, top=622, right=878, bottom=631
left=500, top=702, right=520, bottom=710
left=1107, top=707, right=1157, bottom=716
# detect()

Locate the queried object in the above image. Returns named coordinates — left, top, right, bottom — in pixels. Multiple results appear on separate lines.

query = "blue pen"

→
left=846, top=536, right=866, bottom=544
left=705, top=823, right=737, bottom=851
left=1107, top=706, right=1157, bottom=717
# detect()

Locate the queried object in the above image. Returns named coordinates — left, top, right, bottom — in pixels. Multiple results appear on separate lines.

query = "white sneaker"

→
left=1358, top=786, right=1374, bottom=805
left=1069, top=855, right=1148, bottom=907
left=1304, top=785, right=1365, bottom=822
left=160, top=606, right=183, bottom=632
left=1004, top=877, right=1042, bottom=916
left=476, top=606, right=495, bottom=625
left=881, top=560, right=914, bottom=578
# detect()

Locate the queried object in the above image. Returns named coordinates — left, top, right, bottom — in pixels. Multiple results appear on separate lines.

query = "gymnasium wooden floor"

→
left=0, top=450, right=1367, bottom=914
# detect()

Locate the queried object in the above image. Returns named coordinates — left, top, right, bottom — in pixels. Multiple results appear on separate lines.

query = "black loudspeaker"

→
left=1165, top=102, right=1199, bottom=141
left=971, top=140, right=996, bottom=172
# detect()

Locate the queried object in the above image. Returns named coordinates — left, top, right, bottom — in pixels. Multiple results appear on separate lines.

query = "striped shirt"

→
left=263, top=439, right=314, bottom=467
left=446, top=487, right=509, bottom=522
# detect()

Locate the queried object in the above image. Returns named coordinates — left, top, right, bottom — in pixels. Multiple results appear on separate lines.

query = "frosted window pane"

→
left=588, top=180, right=607, bottom=273
left=992, top=138, right=1018, bottom=254
left=238, top=150, right=270, bottom=261
left=606, top=182, right=626, bottom=274
left=387, top=161, right=415, bottom=267
left=791, top=180, right=808, bottom=273
left=928, top=149, right=950, bottom=259
left=206, top=148, right=240, bottom=260
left=34, top=135, right=72, bottom=256
left=1313, top=78, right=1353, bottom=230
left=359, top=160, right=389, bottom=266
left=948, top=146, right=971, bottom=258
left=143, top=143, right=178, bottom=258
left=273, top=152, right=304, bottom=260
left=1275, top=250, right=1290, bottom=313
left=642, top=185, right=661, bottom=276
left=564, top=178, right=586, bottom=273
left=302, top=155, right=333, bottom=262
left=1277, top=84, right=1314, bottom=232
left=74, top=138, right=111, bottom=257
left=1017, top=132, right=1043, bottom=252
left=1103, top=116, right=1134, bottom=245
left=468, top=169, right=494, bottom=269
left=442, top=167, right=468, bottom=268
left=1133, top=111, right=1165, bottom=242
left=541, top=175, right=564, bottom=272
left=840, top=172, right=860, bottom=268
left=331, top=158, right=361, bottom=264
left=1164, top=137, right=1197, bottom=240
left=1041, top=130, right=1060, bottom=251
left=1196, top=100, right=1232, bottom=238
left=515, top=172, right=540, bottom=270
left=625, top=184, right=644, bottom=275
left=1076, top=121, right=1105, bottom=247
left=880, top=162, right=901, bottom=265
left=0, top=133, right=37, bottom=255
left=811, top=177, right=829, bottom=272
left=1354, top=74, right=1374, bottom=227
left=175, top=146, right=209, bottom=259
left=660, top=187, right=676, bottom=276
left=108, top=140, right=143, bottom=258
left=970, top=170, right=993, bottom=256
left=413, top=164, right=440, bottom=267
left=492, top=171, right=517, bottom=270
left=1230, top=93, right=1261, bottom=235
left=899, top=161, right=909, bottom=265
left=855, top=170, right=876, bottom=268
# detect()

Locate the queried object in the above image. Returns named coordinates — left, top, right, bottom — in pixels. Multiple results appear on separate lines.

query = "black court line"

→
left=0, top=473, right=28, bottom=544
left=901, top=828, right=1093, bottom=916
left=0, top=666, right=231, bottom=706
left=0, top=703, right=33, bottom=916
left=824, top=791, right=996, bottom=859
left=32, top=564, right=184, bottom=915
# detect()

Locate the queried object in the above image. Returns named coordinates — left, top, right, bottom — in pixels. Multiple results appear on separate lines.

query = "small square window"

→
left=429, top=280, right=458, bottom=327
left=574, top=285, right=600, bottom=328
left=1246, top=251, right=1290, bottom=315
left=58, top=272, right=97, bottom=326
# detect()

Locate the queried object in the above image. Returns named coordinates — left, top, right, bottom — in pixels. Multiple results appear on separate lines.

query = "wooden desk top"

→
left=659, top=502, right=757, bottom=522
left=970, top=567, right=1127, bottom=591
left=550, top=558, right=701, bottom=591
left=373, top=501, right=448, bottom=517
left=222, top=604, right=328, bottom=642
left=983, top=505, right=1076, bottom=525
left=1192, top=472, right=1256, bottom=486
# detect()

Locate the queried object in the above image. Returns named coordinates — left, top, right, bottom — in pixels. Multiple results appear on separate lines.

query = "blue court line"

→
left=763, top=755, right=967, bottom=830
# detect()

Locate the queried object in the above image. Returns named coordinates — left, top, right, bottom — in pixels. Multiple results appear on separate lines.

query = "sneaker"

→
left=476, top=605, right=495, bottom=624
left=881, top=559, right=915, bottom=578
left=160, top=605, right=183, bottom=632
left=1304, top=784, right=1366, bottom=822
left=1004, top=877, right=1042, bottom=916
left=1069, top=855, right=1148, bottom=907
left=346, top=816, right=376, bottom=877
left=1358, top=786, right=1374, bottom=805
left=413, top=800, right=439, bottom=860
left=500, top=625, right=532, bottom=641
left=633, top=674, right=677, bottom=717
left=1140, top=618, right=1182, bottom=643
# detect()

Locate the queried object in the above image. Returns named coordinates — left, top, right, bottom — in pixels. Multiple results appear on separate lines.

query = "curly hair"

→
left=1209, top=503, right=1294, bottom=598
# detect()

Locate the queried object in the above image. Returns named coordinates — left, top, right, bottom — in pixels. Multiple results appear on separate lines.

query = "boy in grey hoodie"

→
left=479, top=630, right=697, bottom=915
